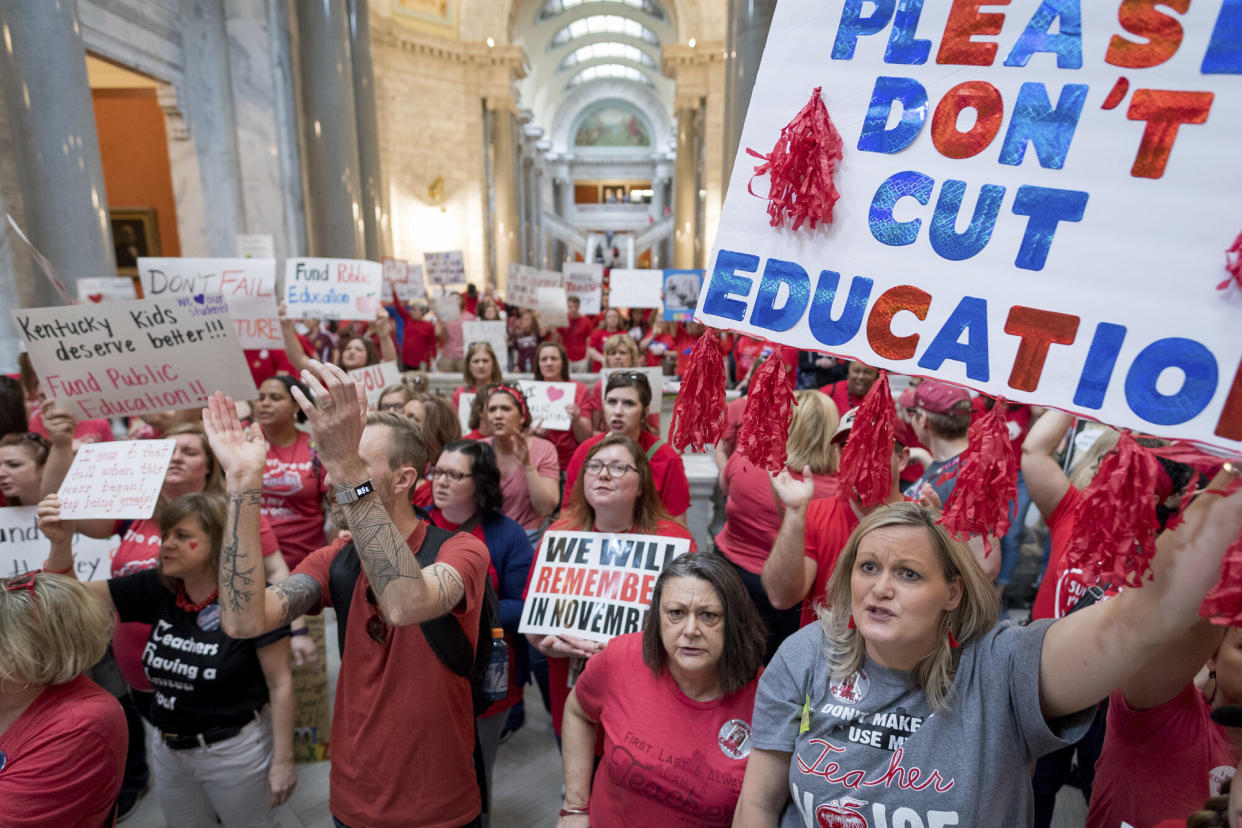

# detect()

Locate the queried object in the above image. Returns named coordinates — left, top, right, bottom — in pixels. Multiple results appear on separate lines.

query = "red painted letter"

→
left=931, top=81, right=1005, bottom=159
left=867, top=286, right=932, bottom=361
left=1105, top=0, right=1190, bottom=69
left=1003, top=306, right=1080, bottom=392
left=937, top=0, right=1010, bottom=66
left=1216, top=356, right=1242, bottom=441
left=1126, top=89, right=1214, bottom=179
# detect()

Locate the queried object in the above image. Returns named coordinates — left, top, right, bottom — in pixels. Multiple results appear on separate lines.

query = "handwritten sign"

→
left=537, top=285, right=569, bottom=328
left=662, top=269, right=703, bottom=322
left=433, top=291, right=461, bottom=321
left=13, top=297, right=258, bottom=419
left=77, top=277, right=136, bottom=303
left=382, top=257, right=408, bottom=288
left=462, top=320, right=509, bottom=367
left=424, top=250, right=466, bottom=286
left=515, top=381, right=578, bottom=431
left=564, top=262, right=604, bottom=315
left=348, top=361, right=403, bottom=407
left=58, top=440, right=175, bottom=520
left=284, top=258, right=382, bottom=321
left=697, top=0, right=1242, bottom=453
left=458, top=391, right=476, bottom=432
left=138, top=257, right=280, bottom=349
left=609, top=269, right=663, bottom=309
left=518, top=530, right=691, bottom=643
left=507, top=265, right=563, bottom=310
left=0, top=506, right=117, bottom=581
left=235, top=234, right=275, bottom=259
left=395, top=263, right=427, bottom=302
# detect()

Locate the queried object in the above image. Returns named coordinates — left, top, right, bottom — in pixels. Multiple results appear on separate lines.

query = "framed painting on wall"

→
left=110, top=207, right=160, bottom=276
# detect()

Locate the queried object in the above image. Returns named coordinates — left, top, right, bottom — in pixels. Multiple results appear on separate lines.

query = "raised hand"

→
left=203, top=393, right=268, bottom=481
left=41, top=401, right=78, bottom=447
left=289, top=360, right=368, bottom=480
left=771, top=465, right=816, bottom=510
left=36, top=493, right=74, bottom=546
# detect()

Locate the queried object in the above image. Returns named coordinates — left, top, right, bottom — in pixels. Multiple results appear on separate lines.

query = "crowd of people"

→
left=1, top=284, right=1241, bottom=828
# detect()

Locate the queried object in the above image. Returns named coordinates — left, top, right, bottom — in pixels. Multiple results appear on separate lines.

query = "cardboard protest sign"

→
left=564, top=262, right=604, bottom=314
left=458, top=392, right=476, bottom=432
left=507, top=265, right=563, bottom=310
left=395, top=264, right=427, bottom=302
left=77, top=277, right=136, bottom=303
left=138, top=258, right=281, bottom=349
left=609, top=269, right=663, bottom=309
left=57, top=440, right=175, bottom=520
left=537, top=285, right=570, bottom=327
left=696, top=0, right=1242, bottom=452
left=462, top=320, right=509, bottom=366
left=236, top=234, right=275, bottom=259
left=519, top=530, right=691, bottom=643
left=662, top=269, right=703, bottom=322
left=348, top=361, right=403, bottom=407
left=424, top=250, right=466, bottom=285
left=13, top=297, right=258, bottom=419
left=382, top=257, right=408, bottom=289
left=515, top=381, right=578, bottom=431
left=284, top=258, right=382, bottom=321
left=0, top=507, right=117, bottom=581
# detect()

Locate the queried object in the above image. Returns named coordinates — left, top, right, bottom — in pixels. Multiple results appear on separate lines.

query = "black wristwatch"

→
left=334, top=479, right=375, bottom=505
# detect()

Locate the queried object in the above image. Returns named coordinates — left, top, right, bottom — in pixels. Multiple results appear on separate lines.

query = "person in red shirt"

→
left=555, top=296, right=595, bottom=372
left=638, top=320, right=675, bottom=368
left=389, top=292, right=437, bottom=370
left=585, top=307, right=628, bottom=371
left=241, top=346, right=302, bottom=387
left=819, top=360, right=879, bottom=415
left=0, top=571, right=126, bottom=827
left=566, top=372, right=689, bottom=525
left=560, top=553, right=765, bottom=827
left=530, top=342, right=593, bottom=471
left=255, top=377, right=328, bottom=571
left=580, top=334, right=658, bottom=433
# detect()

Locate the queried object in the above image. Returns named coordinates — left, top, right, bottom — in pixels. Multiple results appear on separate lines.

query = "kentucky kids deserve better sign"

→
left=695, top=0, right=1242, bottom=453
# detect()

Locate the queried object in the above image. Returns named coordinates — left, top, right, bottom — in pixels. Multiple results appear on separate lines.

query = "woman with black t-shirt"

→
left=38, top=490, right=295, bottom=828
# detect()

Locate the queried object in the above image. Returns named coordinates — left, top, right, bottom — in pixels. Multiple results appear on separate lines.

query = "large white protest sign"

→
left=13, top=297, right=258, bottom=419
left=462, top=320, right=509, bottom=366
left=138, top=258, right=281, bottom=349
left=696, top=0, right=1242, bottom=453
left=519, top=531, right=691, bottom=643
left=433, top=291, right=461, bottom=321
left=564, top=262, right=604, bottom=314
left=424, top=251, right=466, bottom=285
left=348, top=361, right=404, bottom=407
left=537, top=285, right=570, bottom=327
left=284, top=258, right=382, bottom=320
left=516, top=381, right=579, bottom=431
left=507, top=265, right=563, bottom=310
left=236, top=234, right=275, bottom=259
left=609, top=269, right=663, bottom=309
left=0, top=507, right=117, bottom=581
left=395, top=264, right=427, bottom=302
left=77, top=277, right=136, bottom=303
left=382, top=257, right=408, bottom=289
left=58, top=440, right=175, bottom=519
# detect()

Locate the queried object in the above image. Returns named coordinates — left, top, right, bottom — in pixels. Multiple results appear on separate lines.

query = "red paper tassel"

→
left=947, top=628, right=961, bottom=649
left=668, top=331, right=727, bottom=453
left=1218, top=229, right=1242, bottom=291
left=1199, top=479, right=1242, bottom=624
left=835, top=371, right=895, bottom=508
left=1062, top=432, right=1164, bottom=589
left=735, top=347, right=797, bottom=472
left=937, top=399, right=1019, bottom=556
left=746, top=86, right=844, bottom=232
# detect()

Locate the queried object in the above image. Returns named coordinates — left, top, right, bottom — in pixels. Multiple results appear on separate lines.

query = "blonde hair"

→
left=818, top=502, right=999, bottom=711
left=785, top=390, right=840, bottom=475
left=0, top=573, right=115, bottom=686
left=1068, top=427, right=1122, bottom=490
left=603, top=333, right=640, bottom=367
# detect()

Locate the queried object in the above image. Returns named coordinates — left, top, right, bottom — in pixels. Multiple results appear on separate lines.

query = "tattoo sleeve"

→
left=272, top=575, right=323, bottom=626
left=341, top=494, right=425, bottom=596
left=221, top=488, right=262, bottom=615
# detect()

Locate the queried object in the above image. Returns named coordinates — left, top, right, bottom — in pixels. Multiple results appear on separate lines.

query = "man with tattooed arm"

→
left=202, top=360, right=490, bottom=828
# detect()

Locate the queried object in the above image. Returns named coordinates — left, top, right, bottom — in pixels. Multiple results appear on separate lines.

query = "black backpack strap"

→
left=415, top=524, right=476, bottom=677
left=327, top=542, right=362, bottom=657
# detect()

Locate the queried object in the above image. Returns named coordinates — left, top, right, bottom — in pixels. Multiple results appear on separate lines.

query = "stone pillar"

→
left=673, top=105, right=699, bottom=268
left=347, top=0, right=389, bottom=259
left=722, top=0, right=778, bottom=190
left=294, top=0, right=365, bottom=257
left=0, top=0, right=116, bottom=306
left=488, top=100, right=520, bottom=288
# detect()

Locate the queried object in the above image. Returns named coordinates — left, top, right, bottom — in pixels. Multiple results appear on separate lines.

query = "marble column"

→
left=489, top=101, right=520, bottom=289
left=722, top=0, right=778, bottom=191
left=347, top=0, right=388, bottom=259
left=0, top=0, right=115, bottom=307
left=673, top=106, right=699, bottom=268
left=266, top=0, right=308, bottom=259
left=294, top=0, right=364, bottom=258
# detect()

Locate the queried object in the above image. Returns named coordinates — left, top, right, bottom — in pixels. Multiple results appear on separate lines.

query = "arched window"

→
left=537, top=0, right=666, bottom=23
left=565, top=64, right=653, bottom=87
left=548, top=15, right=659, bottom=48
left=558, top=42, right=657, bottom=71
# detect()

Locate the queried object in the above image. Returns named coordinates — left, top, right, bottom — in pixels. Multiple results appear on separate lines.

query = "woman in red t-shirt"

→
left=255, top=377, right=328, bottom=571
left=526, top=434, right=698, bottom=737
left=638, top=320, right=675, bottom=368
left=586, top=307, right=628, bottom=371
left=452, top=342, right=504, bottom=413
left=531, top=342, right=593, bottom=471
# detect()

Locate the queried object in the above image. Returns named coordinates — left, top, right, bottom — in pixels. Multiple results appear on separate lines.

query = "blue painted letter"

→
left=808, top=272, right=872, bottom=347
left=998, top=82, right=1088, bottom=169
left=1011, top=186, right=1088, bottom=271
left=869, top=171, right=934, bottom=247
left=858, top=77, right=928, bottom=155
left=751, top=258, right=812, bottom=332
left=833, top=0, right=897, bottom=59
left=702, top=249, right=759, bottom=321
left=917, top=296, right=990, bottom=381
left=1125, top=338, right=1218, bottom=425
left=929, top=180, right=1006, bottom=262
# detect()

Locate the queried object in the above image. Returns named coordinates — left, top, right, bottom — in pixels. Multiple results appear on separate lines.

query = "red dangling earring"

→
left=847, top=615, right=856, bottom=630
left=947, top=628, right=961, bottom=648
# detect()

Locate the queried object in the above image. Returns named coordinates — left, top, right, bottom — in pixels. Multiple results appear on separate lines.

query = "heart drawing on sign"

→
left=546, top=387, right=565, bottom=402
left=355, top=295, right=374, bottom=314
left=193, top=294, right=206, bottom=304
left=87, top=294, right=104, bottom=303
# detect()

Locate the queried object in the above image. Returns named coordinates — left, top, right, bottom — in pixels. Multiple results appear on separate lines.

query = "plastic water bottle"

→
left=483, top=627, right=508, bottom=702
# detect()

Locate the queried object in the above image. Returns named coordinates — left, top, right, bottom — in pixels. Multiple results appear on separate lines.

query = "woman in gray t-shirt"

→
left=735, top=487, right=1241, bottom=827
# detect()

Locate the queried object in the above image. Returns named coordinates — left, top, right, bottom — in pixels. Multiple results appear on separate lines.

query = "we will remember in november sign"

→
left=284, top=258, right=382, bottom=320
left=58, top=440, right=175, bottom=520
left=0, top=507, right=117, bottom=581
left=13, top=297, right=258, bottom=419
left=696, top=1, right=1242, bottom=453
left=518, top=531, right=691, bottom=643
left=138, top=257, right=281, bottom=349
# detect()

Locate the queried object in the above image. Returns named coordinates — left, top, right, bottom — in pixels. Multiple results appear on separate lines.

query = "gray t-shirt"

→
left=753, top=619, right=1092, bottom=827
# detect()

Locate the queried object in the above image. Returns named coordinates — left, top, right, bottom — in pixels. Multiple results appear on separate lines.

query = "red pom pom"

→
left=746, top=86, right=844, bottom=232
left=668, top=331, right=727, bottom=453
left=937, top=399, right=1019, bottom=556
left=1219, top=229, right=1242, bottom=291
left=735, top=347, right=797, bottom=472
left=835, top=371, right=895, bottom=509
left=1062, top=432, right=1164, bottom=589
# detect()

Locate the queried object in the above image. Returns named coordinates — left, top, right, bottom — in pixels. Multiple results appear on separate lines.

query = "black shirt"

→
left=108, top=569, right=289, bottom=735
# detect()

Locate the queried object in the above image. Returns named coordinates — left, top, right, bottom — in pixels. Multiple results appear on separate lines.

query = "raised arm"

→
left=36, top=494, right=113, bottom=606
left=277, top=301, right=313, bottom=376
left=1039, top=467, right=1242, bottom=719
left=39, top=401, right=78, bottom=496
left=374, top=309, right=398, bottom=364
left=1022, top=409, right=1074, bottom=518
left=761, top=467, right=817, bottom=611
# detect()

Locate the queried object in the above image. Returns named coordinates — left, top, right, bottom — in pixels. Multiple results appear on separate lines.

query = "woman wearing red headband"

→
left=481, top=384, right=559, bottom=545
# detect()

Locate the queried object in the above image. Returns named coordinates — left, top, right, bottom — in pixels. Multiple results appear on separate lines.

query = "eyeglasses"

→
left=583, top=460, right=638, bottom=478
left=364, top=585, right=388, bottom=644
left=378, top=402, right=405, bottom=412
left=428, top=467, right=470, bottom=482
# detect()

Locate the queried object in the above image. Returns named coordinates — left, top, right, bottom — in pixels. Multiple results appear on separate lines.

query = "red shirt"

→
left=733, top=336, right=797, bottom=380
left=243, top=348, right=300, bottom=386
left=0, top=676, right=126, bottom=827
left=644, top=332, right=674, bottom=367
left=1087, top=685, right=1238, bottom=828
left=558, top=316, right=595, bottom=362
left=1030, top=486, right=1123, bottom=620
left=261, top=432, right=328, bottom=569
left=411, top=479, right=434, bottom=509
left=565, top=431, right=690, bottom=517
left=800, top=498, right=862, bottom=627
left=588, top=328, right=619, bottom=371
left=893, top=416, right=927, bottom=485
left=400, top=318, right=437, bottom=370
left=573, top=632, right=760, bottom=828
left=482, top=436, right=560, bottom=530
left=721, top=395, right=748, bottom=448
left=293, top=527, right=490, bottom=828
left=715, top=456, right=838, bottom=574
left=819, top=379, right=867, bottom=419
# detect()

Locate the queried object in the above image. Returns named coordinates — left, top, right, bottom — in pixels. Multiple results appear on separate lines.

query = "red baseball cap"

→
left=912, top=380, right=971, bottom=415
